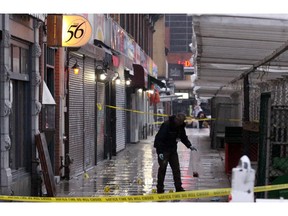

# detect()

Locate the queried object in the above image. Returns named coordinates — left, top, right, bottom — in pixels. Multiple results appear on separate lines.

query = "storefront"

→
left=64, top=44, right=108, bottom=178
left=0, top=14, right=44, bottom=196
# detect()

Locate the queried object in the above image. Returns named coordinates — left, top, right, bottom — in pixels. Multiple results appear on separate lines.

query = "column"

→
left=0, top=14, right=12, bottom=195
left=30, top=18, right=42, bottom=195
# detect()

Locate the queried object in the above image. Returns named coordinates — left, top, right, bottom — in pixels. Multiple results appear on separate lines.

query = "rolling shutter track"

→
left=83, top=57, right=96, bottom=170
left=96, top=82, right=105, bottom=163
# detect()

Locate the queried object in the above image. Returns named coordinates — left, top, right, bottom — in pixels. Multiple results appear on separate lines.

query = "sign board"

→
left=47, top=14, right=92, bottom=47
left=62, top=15, right=92, bottom=47
left=177, top=60, right=192, bottom=67
left=183, top=66, right=194, bottom=75
left=47, top=15, right=62, bottom=47
left=168, top=63, right=184, bottom=80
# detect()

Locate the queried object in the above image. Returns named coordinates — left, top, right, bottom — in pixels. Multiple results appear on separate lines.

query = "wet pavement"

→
left=55, top=128, right=231, bottom=202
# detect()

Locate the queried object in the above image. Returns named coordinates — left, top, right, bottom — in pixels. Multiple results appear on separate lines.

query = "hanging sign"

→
left=47, top=14, right=92, bottom=47
left=62, top=15, right=92, bottom=47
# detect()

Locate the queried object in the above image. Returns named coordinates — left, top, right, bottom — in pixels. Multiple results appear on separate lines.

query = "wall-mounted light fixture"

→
left=125, top=77, right=132, bottom=86
left=99, top=72, right=107, bottom=81
left=113, top=72, right=121, bottom=85
left=124, top=68, right=132, bottom=86
left=66, top=57, right=80, bottom=75
left=71, top=61, right=80, bottom=75
left=95, top=63, right=109, bottom=82
left=96, top=65, right=108, bottom=81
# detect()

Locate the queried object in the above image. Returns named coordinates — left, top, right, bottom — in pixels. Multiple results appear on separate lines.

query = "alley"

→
left=55, top=128, right=231, bottom=202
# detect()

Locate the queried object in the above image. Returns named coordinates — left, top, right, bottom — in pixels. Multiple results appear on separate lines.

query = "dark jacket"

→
left=154, top=115, right=192, bottom=154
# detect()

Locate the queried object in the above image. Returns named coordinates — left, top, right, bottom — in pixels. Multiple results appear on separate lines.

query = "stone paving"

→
left=55, top=128, right=231, bottom=202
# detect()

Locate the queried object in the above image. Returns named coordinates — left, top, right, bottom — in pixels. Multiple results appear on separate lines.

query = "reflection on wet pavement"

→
left=56, top=128, right=230, bottom=202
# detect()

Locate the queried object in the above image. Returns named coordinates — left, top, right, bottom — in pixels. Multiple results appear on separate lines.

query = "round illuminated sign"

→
left=62, top=15, right=92, bottom=47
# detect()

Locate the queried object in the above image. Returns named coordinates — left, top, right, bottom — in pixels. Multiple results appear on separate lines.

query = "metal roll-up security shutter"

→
left=96, top=82, right=105, bottom=163
left=116, top=83, right=126, bottom=152
left=83, top=57, right=95, bottom=170
left=69, top=55, right=84, bottom=176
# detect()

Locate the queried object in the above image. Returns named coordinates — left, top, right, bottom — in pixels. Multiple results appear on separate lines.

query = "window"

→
left=46, top=47, right=55, bottom=67
left=170, top=40, right=187, bottom=46
left=21, top=48, right=29, bottom=74
left=165, top=14, right=193, bottom=53
left=12, top=46, right=20, bottom=73
left=10, top=43, right=29, bottom=74
left=10, top=14, right=31, bottom=27
left=9, top=40, right=31, bottom=172
left=170, top=28, right=187, bottom=34
left=9, top=80, right=29, bottom=170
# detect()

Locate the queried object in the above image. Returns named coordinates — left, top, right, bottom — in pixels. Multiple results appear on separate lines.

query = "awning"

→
left=148, top=75, right=166, bottom=88
left=131, top=64, right=148, bottom=89
left=94, top=39, right=120, bottom=56
left=192, top=14, right=288, bottom=98
left=160, top=95, right=182, bottom=102
left=42, top=81, right=56, bottom=105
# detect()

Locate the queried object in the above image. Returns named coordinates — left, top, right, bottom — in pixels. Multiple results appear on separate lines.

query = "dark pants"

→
left=199, top=120, right=203, bottom=128
left=156, top=151, right=183, bottom=192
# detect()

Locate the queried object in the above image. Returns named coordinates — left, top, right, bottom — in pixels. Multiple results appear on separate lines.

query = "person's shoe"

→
left=193, top=172, right=199, bottom=177
left=157, top=189, right=165, bottom=194
left=176, top=187, right=185, bottom=192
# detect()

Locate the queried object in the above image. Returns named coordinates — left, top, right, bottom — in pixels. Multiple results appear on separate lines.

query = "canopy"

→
left=42, top=81, right=56, bottom=105
left=192, top=14, right=288, bottom=98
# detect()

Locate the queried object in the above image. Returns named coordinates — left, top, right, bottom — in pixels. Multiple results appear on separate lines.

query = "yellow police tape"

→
left=104, top=104, right=242, bottom=123
left=105, top=105, right=169, bottom=117
left=1, top=183, right=288, bottom=202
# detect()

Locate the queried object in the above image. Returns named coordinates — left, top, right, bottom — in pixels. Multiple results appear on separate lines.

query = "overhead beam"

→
left=215, top=40, right=288, bottom=96
left=230, top=39, right=288, bottom=84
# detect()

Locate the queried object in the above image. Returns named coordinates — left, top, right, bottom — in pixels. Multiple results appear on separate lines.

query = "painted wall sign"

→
left=62, top=15, right=92, bottom=47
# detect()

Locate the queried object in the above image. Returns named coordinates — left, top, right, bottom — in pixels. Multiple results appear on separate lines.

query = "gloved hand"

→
left=189, top=146, right=197, bottom=152
left=158, top=153, right=164, bottom=160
